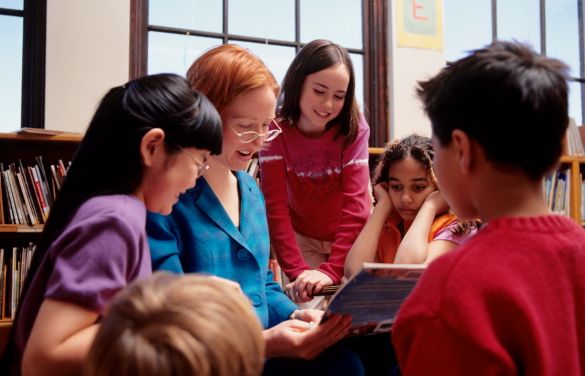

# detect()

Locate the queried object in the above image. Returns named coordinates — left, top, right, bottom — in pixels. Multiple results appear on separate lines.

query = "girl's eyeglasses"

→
left=177, top=146, right=209, bottom=178
left=230, top=121, right=282, bottom=143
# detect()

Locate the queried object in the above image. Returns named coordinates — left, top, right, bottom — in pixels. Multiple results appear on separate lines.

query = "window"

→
left=0, top=1, right=24, bottom=132
left=0, top=0, right=46, bottom=132
left=444, top=0, right=585, bottom=124
left=130, top=0, right=389, bottom=146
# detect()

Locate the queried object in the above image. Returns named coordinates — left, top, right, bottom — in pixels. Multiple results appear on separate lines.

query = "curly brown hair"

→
left=373, top=134, right=479, bottom=235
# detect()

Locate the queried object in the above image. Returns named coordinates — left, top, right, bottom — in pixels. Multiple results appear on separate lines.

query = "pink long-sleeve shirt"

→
left=259, top=118, right=371, bottom=284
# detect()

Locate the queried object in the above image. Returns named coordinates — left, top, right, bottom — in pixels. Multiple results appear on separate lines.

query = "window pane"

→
left=444, top=0, right=492, bottom=61
left=231, top=41, right=295, bottom=85
left=545, top=0, right=580, bottom=76
left=569, top=81, right=583, bottom=125
left=349, top=53, right=364, bottom=111
left=301, top=0, right=362, bottom=49
left=0, top=0, right=23, bottom=10
left=497, top=0, right=540, bottom=52
left=148, top=32, right=221, bottom=76
left=0, top=15, right=22, bottom=132
left=149, top=0, right=222, bottom=33
left=229, top=0, right=294, bottom=41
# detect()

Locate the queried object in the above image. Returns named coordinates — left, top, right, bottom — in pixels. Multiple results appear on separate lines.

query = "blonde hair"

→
left=187, top=44, right=279, bottom=114
left=85, top=272, right=264, bottom=376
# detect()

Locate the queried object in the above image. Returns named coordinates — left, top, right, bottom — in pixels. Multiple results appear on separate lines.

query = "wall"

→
left=388, top=0, right=445, bottom=140
left=42, top=0, right=443, bottom=137
left=45, top=0, right=130, bottom=132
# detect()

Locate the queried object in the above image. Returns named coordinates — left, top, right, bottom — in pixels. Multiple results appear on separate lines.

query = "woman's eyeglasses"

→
left=230, top=121, right=282, bottom=143
left=177, top=146, right=209, bottom=178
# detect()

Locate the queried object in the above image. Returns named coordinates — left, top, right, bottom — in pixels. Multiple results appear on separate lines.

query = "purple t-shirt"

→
left=433, top=221, right=478, bottom=245
left=15, top=194, right=151, bottom=355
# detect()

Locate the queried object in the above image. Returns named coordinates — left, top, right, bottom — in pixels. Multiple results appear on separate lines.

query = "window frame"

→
left=480, top=0, right=585, bottom=123
left=129, top=0, right=389, bottom=147
left=0, top=0, right=46, bottom=129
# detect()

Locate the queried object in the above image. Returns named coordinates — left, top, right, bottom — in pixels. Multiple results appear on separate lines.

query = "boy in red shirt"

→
left=392, top=41, right=585, bottom=375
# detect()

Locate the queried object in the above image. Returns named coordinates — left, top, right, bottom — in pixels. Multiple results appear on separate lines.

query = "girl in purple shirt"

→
left=2, top=73, right=223, bottom=376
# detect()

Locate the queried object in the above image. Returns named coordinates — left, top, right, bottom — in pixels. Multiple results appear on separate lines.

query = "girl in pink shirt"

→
left=260, top=39, right=371, bottom=304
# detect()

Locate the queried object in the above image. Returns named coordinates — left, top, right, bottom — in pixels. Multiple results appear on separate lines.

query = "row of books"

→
left=0, top=157, right=69, bottom=225
left=544, top=169, right=571, bottom=216
left=0, top=243, right=35, bottom=320
left=565, top=118, right=585, bottom=156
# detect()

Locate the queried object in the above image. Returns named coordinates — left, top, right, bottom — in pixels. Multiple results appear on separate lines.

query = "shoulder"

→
left=357, top=113, right=370, bottom=133
left=76, top=194, right=146, bottom=226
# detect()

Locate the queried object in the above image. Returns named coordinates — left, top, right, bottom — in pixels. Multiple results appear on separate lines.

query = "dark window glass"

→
left=149, top=0, right=221, bottom=33
left=0, top=14, right=23, bottom=131
left=300, top=0, right=362, bottom=49
left=229, top=0, right=294, bottom=41
left=497, top=0, right=541, bottom=52
left=444, top=0, right=492, bottom=61
left=148, top=32, right=221, bottom=75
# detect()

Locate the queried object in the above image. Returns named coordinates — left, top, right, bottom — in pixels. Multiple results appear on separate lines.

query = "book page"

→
left=322, top=263, right=425, bottom=336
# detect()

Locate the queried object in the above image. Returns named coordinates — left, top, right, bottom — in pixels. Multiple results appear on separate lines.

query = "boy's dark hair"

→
left=4, top=74, right=223, bottom=370
left=277, top=39, right=361, bottom=148
left=417, top=41, right=569, bottom=180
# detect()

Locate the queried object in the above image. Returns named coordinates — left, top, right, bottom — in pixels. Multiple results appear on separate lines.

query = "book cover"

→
left=322, top=263, right=426, bottom=336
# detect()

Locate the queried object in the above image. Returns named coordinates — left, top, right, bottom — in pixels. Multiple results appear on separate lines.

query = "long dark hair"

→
left=277, top=39, right=361, bottom=148
left=4, top=73, right=223, bottom=371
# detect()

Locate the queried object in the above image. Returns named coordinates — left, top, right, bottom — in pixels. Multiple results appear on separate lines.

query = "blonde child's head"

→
left=85, top=272, right=265, bottom=376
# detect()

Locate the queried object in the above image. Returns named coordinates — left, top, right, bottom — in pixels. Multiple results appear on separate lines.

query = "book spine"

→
left=18, top=161, right=39, bottom=224
left=15, top=170, right=36, bottom=225
left=7, top=168, right=25, bottom=224
left=34, top=164, right=52, bottom=213
left=30, top=167, right=49, bottom=221
left=2, top=170, right=17, bottom=224
left=35, top=156, right=53, bottom=206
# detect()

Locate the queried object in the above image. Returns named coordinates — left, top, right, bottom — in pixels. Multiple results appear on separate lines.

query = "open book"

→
left=321, top=263, right=426, bottom=336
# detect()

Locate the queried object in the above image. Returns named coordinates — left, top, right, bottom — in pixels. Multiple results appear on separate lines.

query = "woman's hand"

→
left=422, top=190, right=449, bottom=215
left=289, top=309, right=324, bottom=323
left=263, top=314, right=352, bottom=359
left=372, top=182, right=392, bottom=209
left=286, top=270, right=333, bottom=303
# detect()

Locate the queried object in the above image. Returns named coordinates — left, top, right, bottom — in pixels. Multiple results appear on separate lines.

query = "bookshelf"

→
left=0, top=131, right=82, bottom=353
left=558, top=155, right=585, bottom=225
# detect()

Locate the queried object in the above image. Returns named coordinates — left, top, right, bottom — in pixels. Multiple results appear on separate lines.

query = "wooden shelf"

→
left=0, top=224, right=43, bottom=233
left=0, top=132, right=83, bottom=143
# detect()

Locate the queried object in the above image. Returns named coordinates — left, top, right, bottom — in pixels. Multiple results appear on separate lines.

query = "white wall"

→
left=388, top=1, right=445, bottom=140
left=42, top=0, right=443, bottom=137
left=45, top=0, right=130, bottom=132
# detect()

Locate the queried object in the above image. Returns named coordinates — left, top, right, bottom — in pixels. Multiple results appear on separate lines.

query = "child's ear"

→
left=451, top=129, right=472, bottom=175
left=140, top=128, right=166, bottom=167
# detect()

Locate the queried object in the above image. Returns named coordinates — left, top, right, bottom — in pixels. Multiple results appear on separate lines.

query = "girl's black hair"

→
left=374, top=134, right=479, bottom=235
left=277, top=39, right=361, bottom=148
left=4, top=73, right=223, bottom=370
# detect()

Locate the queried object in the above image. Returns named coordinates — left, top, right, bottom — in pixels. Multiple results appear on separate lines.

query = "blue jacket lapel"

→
left=194, top=177, right=250, bottom=251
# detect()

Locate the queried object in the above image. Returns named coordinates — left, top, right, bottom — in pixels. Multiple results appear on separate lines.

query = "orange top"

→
left=376, top=213, right=457, bottom=263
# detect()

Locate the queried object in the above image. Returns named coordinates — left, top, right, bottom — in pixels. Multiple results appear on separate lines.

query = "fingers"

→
left=301, top=315, right=352, bottom=359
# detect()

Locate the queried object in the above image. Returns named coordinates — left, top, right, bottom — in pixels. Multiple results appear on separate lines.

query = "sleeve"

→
left=392, top=316, right=511, bottom=375
left=317, top=118, right=371, bottom=283
left=433, top=221, right=479, bottom=246
left=260, top=130, right=310, bottom=281
left=146, top=212, right=185, bottom=273
left=265, top=269, right=298, bottom=327
left=45, top=216, right=142, bottom=315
